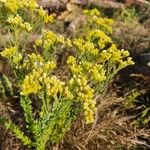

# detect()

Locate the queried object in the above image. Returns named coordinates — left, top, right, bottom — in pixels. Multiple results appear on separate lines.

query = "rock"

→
left=67, top=3, right=77, bottom=12
left=138, top=52, right=150, bottom=68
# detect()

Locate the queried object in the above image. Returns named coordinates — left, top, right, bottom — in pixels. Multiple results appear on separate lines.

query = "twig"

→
left=89, top=0, right=125, bottom=9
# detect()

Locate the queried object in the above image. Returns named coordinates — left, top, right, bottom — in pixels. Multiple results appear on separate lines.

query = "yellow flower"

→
left=99, top=50, right=112, bottom=62
left=69, top=75, right=96, bottom=124
left=43, top=61, right=56, bottom=71
left=2, top=0, right=38, bottom=12
left=12, top=53, right=22, bottom=64
left=44, top=14, right=54, bottom=23
left=127, top=57, right=134, bottom=65
left=7, top=14, right=32, bottom=32
left=89, top=65, right=106, bottom=82
left=5, top=0, right=21, bottom=12
left=66, top=38, right=72, bottom=47
left=22, top=22, right=32, bottom=32
left=83, top=61, right=93, bottom=69
left=73, top=38, right=99, bottom=57
left=64, top=87, right=74, bottom=99
left=0, top=46, right=17, bottom=58
left=95, top=18, right=114, bottom=33
left=36, top=7, right=53, bottom=23
left=21, top=75, right=41, bottom=96
left=28, top=53, right=44, bottom=64
left=27, top=0, right=38, bottom=10
left=121, top=50, right=130, bottom=57
left=0, top=0, right=6, bottom=3
left=83, top=8, right=100, bottom=16
left=46, top=76, right=64, bottom=97
left=67, top=56, right=76, bottom=65
left=35, top=30, right=65, bottom=51
left=88, top=30, right=112, bottom=49
left=7, top=14, right=22, bottom=25
left=83, top=8, right=114, bottom=33
left=70, top=65, right=83, bottom=75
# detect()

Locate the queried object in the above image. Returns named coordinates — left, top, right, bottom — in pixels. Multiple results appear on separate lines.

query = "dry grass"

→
left=59, top=93, right=150, bottom=150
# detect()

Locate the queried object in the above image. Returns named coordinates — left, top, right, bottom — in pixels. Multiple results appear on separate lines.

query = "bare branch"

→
left=88, top=0, right=125, bottom=9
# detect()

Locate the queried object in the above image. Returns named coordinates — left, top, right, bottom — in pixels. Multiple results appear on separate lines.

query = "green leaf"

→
left=20, top=96, right=36, bottom=135
left=0, top=116, right=32, bottom=147
left=141, top=107, right=150, bottom=118
left=2, top=75, right=13, bottom=96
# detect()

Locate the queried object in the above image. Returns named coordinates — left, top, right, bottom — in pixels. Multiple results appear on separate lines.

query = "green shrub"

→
left=0, top=1, right=134, bottom=149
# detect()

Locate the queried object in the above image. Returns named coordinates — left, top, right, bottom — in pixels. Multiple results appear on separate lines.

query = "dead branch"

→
left=88, top=0, right=125, bottom=9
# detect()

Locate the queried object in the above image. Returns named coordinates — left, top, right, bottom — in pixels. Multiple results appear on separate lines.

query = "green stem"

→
left=42, top=90, right=48, bottom=114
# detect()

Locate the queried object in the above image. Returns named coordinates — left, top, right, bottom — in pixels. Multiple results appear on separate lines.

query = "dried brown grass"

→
left=59, top=93, right=150, bottom=150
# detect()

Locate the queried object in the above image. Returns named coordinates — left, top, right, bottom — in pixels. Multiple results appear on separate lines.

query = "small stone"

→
left=147, top=62, right=150, bottom=67
left=67, top=3, right=77, bottom=12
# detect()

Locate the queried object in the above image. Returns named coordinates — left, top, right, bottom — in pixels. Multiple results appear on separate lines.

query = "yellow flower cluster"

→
left=1, top=0, right=38, bottom=13
left=3, top=0, right=23, bottom=12
left=65, top=9, right=134, bottom=125
left=46, top=76, right=64, bottom=97
left=83, top=8, right=114, bottom=33
left=21, top=54, right=56, bottom=95
left=23, top=53, right=56, bottom=73
left=46, top=76, right=73, bottom=100
left=25, top=0, right=38, bottom=10
left=0, top=0, right=53, bottom=29
left=65, top=38, right=72, bottom=47
left=108, top=44, right=130, bottom=60
left=95, top=18, right=114, bottom=33
left=28, top=53, right=44, bottom=63
left=67, top=56, right=76, bottom=64
left=35, top=30, right=65, bottom=50
left=12, top=53, right=22, bottom=67
left=21, top=73, right=42, bottom=95
left=118, top=57, right=134, bottom=69
left=89, top=65, right=106, bottom=82
left=88, top=30, right=112, bottom=49
left=0, top=46, right=17, bottom=58
left=67, top=56, right=83, bottom=75
left=36, top=7, right=53, bottom=23
left=82, top=61, right=106, bottom=82
left=0, top=46, right=22, bottom=68
left=0, top=0, right=6, bottom=3
left=82, top=9, right=134, bottom=69
left=21, top=52, right=73, bottom=100
left=69, top=75, right=96, bottom=124
left=99, top=44, right=134, bottom=67
left=83, top=8, right=100, bottom=17
left=21, top=54, right=73, bottom=100
left=21, top=73, right=65, bottom=97
left=7, top=14, right=32, bottom=32
left=23, top=53, right=43, bottom=70
left=73, top=38, right=99, bottom=57
left=67, top=56, right=106, bottom=83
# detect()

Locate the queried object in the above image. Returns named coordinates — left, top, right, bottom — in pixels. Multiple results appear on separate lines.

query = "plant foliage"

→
left=0, top=1, right=134, bottom=149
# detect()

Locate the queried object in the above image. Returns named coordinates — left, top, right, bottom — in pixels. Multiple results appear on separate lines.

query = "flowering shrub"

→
left=0, top=1, right=134, bottom=150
